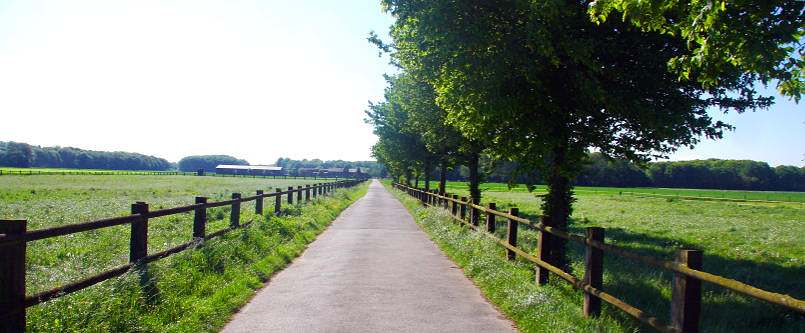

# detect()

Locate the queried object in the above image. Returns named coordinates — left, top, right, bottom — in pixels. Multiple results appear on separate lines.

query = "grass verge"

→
left=384, top=181, right=628, bottom=333
left=26, top=182, right=368, bottom=332
left=385, top=181, right=804, bottom=333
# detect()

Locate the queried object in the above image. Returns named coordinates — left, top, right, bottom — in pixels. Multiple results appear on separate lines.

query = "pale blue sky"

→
left=0, top=1, right=801, bottom=166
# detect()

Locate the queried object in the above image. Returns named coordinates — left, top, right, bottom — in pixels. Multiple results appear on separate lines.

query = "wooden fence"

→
left=0, top=169, right=369, bottom=180
left=0, top=179, right=364, bottom=332
left=393, top=183, right=804, bottom=333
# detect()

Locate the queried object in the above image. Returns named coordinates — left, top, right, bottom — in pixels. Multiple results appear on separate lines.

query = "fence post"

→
left=470, top=198, right=480, bottom=226
left=671, top=250, right=702, bottom=333
left=459, top=197, right=467, bottom=221
left=297, top=186, right=302, bottom=203
left=507, top=208, right=519, bottom=260
left=536, top=216, right=551, bottom=285
left=486, top=203, right=496, bottom=233
left=193, top=197, right=207, bottom=239
left=451, top=194, right=458, bottom=216
left=255, top=190, right=264, bottom=214
left=130, top=202, right=149, bottom=263
left=287, top=187, right=294, bottom=204
left=583, top=227, right=605, bottom=318
left=230, top=193, right=241, bottom=227
left=313, top=184, right=318, bottom=198
left=274, top=188, right=282, bottom=215
left=0, top=220, right=27, bottom=332
left=305, top=185, right=311, bottom=202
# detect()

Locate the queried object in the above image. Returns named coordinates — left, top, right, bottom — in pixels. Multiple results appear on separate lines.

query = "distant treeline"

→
left=274, top=158, right=385, bottom=177
left=177, top=155, right=249, bottom=172
left=462, top=154, right=804, bottom=192
left=578, top=155, right=805, bottom=191
left=0, top=141, right=172, bottom=171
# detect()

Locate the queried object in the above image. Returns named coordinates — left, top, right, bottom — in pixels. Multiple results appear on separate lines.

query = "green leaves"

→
left=589, top=0, right=804, bottom=101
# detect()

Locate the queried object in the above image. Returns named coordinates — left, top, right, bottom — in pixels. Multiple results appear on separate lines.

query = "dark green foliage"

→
left=0, top=142, right=34, bottom=167
left=177, top=155, right=249, bottom=172
left=589, top=0, right=804, bottom=101
left=576, top=153, right=652, bottom=187
left=273, top=158, right=385, bottom=177
left=470, top=154, right=805, bottom=191
left=0, top=141, right=171, bottom=170
left=645, top=159, right=805, bottom=191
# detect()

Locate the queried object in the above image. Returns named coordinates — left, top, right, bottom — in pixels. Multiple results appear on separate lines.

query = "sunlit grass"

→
left=389, top=181, right=804, bottom=332
left=0, top=174, right=367, bottom=332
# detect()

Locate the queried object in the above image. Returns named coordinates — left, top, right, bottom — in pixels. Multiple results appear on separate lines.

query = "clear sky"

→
left=0, top=1, right=802, bottom=166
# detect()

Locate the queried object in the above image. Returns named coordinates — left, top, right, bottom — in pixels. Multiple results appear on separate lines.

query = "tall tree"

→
left=589, top=0, right=804, bottom=101
left=365, top=75, right=430, bottom=185
left=380, top=0, right=774, bottom=269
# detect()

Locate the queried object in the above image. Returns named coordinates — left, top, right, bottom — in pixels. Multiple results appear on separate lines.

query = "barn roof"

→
left=216, top=165, right=282, bottom=171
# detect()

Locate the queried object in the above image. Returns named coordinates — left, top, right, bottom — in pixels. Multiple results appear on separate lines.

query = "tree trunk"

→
left=439, top=159, right=447, bottom=195
left=542, top=145, right=572, bottom=271
left=424, top=159, right=431, bottom=191
left=467, top=151, right=481, bottom=203
left=414, top=172, right=420, bottom=188
left=404, top=169, right=412, bottom=186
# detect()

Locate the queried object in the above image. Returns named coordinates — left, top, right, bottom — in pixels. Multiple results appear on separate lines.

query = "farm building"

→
left=321, top=167, right=348, bottom=178
left=296, top=167, right=367, bottom=178
left=215, top=165, right=284, bottom=176
left=348, top=168, right=367, bottom=178
left=297, top=167, right=320, bottom=177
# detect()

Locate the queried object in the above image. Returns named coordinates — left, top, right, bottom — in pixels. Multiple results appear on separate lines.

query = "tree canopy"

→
left=0, top=141, right=172, bottom=170
left=373, top=0, right=800, bottom=269
left=589, top=0, right=804, bottom=101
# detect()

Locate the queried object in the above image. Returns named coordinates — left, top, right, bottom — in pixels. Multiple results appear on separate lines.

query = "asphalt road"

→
left=221, top=179, right=517, bottom=333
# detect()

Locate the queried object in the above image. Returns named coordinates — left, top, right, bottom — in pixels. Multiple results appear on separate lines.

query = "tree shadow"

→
left=483, top=208, right=804, bottom=332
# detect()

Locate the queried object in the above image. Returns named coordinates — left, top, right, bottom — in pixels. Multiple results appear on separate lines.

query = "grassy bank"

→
left=0, top=175, right=367, bottom=332
left=386, top=182, right=804, bottom=332
left=385, top=182, right=627, bottom=332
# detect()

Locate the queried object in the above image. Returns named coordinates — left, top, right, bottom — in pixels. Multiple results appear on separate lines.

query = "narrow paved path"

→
left=221, top=180, right=517, bottom=333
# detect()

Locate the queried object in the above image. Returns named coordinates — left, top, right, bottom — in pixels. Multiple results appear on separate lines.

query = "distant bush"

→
left=0, top=141, right=171, bottom=170
left=177, top=155, right=249, bottom=172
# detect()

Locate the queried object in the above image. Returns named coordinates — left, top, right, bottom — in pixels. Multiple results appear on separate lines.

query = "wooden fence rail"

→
left=0, top=179, right=364, bottom=332
left=393, top=183, right=804, bottom=333
left=0, top=169, right=371, bottom=181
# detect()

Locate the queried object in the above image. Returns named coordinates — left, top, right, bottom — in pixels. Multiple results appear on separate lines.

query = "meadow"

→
left=389, top=181, right=804, bottom=332
left=0, top=174, right=367, bottom=332
left=442, top=181, right=805, bottom=203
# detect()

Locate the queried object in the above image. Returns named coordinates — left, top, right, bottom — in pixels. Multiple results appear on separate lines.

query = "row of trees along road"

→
left=367, top=1, right=803, bottom=270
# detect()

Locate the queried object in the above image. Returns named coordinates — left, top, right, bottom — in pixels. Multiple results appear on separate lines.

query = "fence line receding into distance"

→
left=393, top=182, right=804, bottom=333
left=0, top=179, right=365, bottom=332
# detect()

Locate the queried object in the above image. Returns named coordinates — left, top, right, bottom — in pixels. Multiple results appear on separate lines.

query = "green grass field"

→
left=441, top=180, right=805, bottom=203
left=0, top=174, right=367, bottom=332
left=391, top=181, right=804, bottom=332
left=0, top=167, right=184, bottom=174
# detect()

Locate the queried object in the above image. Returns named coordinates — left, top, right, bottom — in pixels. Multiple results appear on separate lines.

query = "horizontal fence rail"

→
left=393, top=183, right=805, bottom=333
left=0, top=168, right=371, bottom=180
left=0, top=179, right=365, bottom=332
